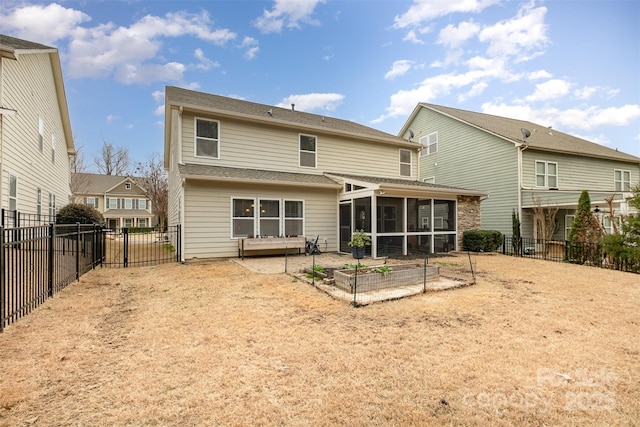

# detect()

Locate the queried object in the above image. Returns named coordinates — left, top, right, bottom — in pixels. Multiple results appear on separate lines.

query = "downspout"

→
left=178, top=106, right=183, bottom=165
left=180, top=177, right=186, bottom=262
left=517, top=142, right=528, bottom=225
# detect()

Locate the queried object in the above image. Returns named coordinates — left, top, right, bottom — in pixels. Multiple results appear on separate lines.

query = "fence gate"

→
left=101, top=225, right=181, bottom=268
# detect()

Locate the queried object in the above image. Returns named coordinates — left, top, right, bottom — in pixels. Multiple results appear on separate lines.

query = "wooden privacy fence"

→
left=1, top=224, right=181, bottom=332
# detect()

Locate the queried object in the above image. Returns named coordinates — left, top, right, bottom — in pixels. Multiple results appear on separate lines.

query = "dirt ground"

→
left=0, top=253, right=638, bottom=426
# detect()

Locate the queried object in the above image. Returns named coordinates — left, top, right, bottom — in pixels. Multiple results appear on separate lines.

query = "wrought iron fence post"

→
left=0, top=225, right=4, bottom=332
left=76, top=223, right=80, bottom=280
left=48, top=223, right=55, bottom=297
left=176, top=224, right=181, bottom=263
left=123, top=227, right=129, bottom=268
left=423, top=254, right=429, bottom=293
left=352, top=263, right=358, bottom=307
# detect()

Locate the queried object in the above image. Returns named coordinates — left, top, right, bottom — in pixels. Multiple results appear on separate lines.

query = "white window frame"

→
left=614, top=169, right=631, bottom=192
left=231, top=197, right=305, bottom=239
left=565, top=214, right=575, bottom=240
left=124, top=198, right=133, bottom=209
left=125, top=182, right=131, bottom=190
left=85, top=197, right=98, bottom=208
left=37, top=188, right=42, bottom=218
left=138, top=199, right=147, bottom=210
left=299, top=134, right=317, bottom=168
left=258, top=198, right=281, bottom=237
left=138, top=219, right=147, bottom=228
left=194, top=117, right=220, bottom=159
left=107, top=198, right=118, bottom=209
left=49, top=193, right=56, bottom=218
left=284, top=199, right=304, bottom=237
left=51, top=134, right=56, bottom=163
left=9, top=174, right=17, bottom=211
left=231, top=197, right=256, bottom=238
left=399, top=149, right=412, bottom=177
left=419, top=132, right=438, bottom=157
left=535, top=161, right=558, bottom=188
left=38, top=117, right=44, bottom=152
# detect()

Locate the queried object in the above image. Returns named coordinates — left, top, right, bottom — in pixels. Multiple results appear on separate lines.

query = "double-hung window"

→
left=259, top=199, right=280, bottom=236
left=9, top=174, right=17, bottom=211
left=535, top=161, right=558, bottom=188
left=85, top=197, right=98, bottom=208
left=37, top=188, right=42, bottom=218
left=419, top=132, right=438, bottom=157
left=124, top=198, right=133, bottom=209
left=614, top=170, right=631, bottom=192
left=107, top=198, right=118, bottom=209
left=38, top=117, right=44, bottom=152
left=49, top=193, right=56, bottom=218
left=138, top=199, right=147, bottom=210
left=195, top=118, right=220, bottom=159
left=299, top=134, right=317, bottom=168
left=232, top=198, right=305, bottom=238
left=232, top=199, right=255, bottom=237
left=399, top=149, right=412, bottom=177
left=284, top=200, right=303, bottom=236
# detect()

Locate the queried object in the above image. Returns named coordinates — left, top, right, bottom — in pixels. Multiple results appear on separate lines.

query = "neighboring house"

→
left=164, top=86, right=485, bottom=260
left=72, top=173, right=154, bottom=228
left=399, top=103, right=640, bottom=239
left=0, top=34, right=75, bottom=225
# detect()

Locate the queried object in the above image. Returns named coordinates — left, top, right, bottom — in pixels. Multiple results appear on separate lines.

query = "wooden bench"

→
left=238, top=236, right=306, bottom=259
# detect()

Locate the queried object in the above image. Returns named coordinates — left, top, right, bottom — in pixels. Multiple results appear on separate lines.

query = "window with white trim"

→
left=195, top=118, right=220, bottom=158
left=139, top=219, right=147, bottom=227
left=37, top=188, right=42, bottom=218
left=138, top=199, right=147, bottom=210
left=51, top=135, right=56, bottom=163
left=232, top=198, right=255, bottom=238
left=614, top=169, right=631, bottom=192
left=419, top=132, right=438, bottom=157
left=299, top=134, right=317, bottom=168
left=124, top=198, right=133, bottom=209
left=38, top=117, right=44, bottom=152
left=125, top=182, right=131, bottom=190
left=107, top=198, right=118, bottom=209
left=565, top=214, right=575, bottom=240
left=9, top=174, right=17, bottom=211
left=284, top=200, right=303, bottom=236
left=259, top=199, right=280, bottom=237
left=535, top=161, right=558, bottom=188
left=85, top=197, right=98, bottom=208
left=49, top=193, right=56, bottom=218
left=399, top=149, right=411, bottom=177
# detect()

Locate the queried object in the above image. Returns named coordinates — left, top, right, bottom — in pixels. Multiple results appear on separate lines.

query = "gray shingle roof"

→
left=421, top=103, right=640, bottom=163
left=325, top=172, right=485, bottom=195
left=0, top=34, right=53, bottom=51
left=178, top=164, right=342, bottom=188
left=166, top=86, right=413, bottom=146
left=72, top=173, right=146, bottom=194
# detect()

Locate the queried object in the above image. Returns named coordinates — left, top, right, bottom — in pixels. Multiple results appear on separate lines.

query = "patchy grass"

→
left=0, top=254, right=638, bottom=426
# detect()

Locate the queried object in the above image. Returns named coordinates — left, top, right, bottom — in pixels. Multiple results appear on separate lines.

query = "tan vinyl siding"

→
left=182, top=180, right=338, bottom=258
left=414, top=107, right=518, bottom=235
left=180, top=113, right=416, bottom=179
left=168, top=109, right=183, bottom=227
left=1, top=52, right=72, bottom=214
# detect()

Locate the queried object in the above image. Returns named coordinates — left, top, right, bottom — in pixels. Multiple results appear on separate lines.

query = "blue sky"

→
left=1, top=0, right=639, bottom=171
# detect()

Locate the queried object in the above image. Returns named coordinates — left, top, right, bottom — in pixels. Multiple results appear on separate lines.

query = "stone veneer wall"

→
left=457, top=195, right=482, bottom=250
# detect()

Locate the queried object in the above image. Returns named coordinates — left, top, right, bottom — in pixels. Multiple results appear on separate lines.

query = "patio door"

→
left=339, top=202, right=351, bottom=253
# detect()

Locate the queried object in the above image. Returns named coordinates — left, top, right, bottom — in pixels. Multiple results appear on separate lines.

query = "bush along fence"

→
left=499, top=235, right=640, bottom=274
left=1, top=224, right=182, bottom=332
left=295, top=249, right=476, bottom=306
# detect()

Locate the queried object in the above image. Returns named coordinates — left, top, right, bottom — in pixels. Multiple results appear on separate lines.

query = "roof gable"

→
left=72, top=173, right=147, bottom=195
left=413, top=103, right=640, bottom=164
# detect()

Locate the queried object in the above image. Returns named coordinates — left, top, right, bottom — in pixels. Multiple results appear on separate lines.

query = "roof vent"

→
left=267, top=109, right=273, bottom=116
left=291, top=103, right=295, bottom=112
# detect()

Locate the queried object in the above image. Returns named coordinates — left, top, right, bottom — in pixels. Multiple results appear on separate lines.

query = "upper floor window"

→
left=124, top=198, right=133, bottom=209
left=38, top=117, right=44, bottom=152
left=399, top=149, right=412, bottom=177
left=37, top=188, right=42, bottom=217
left=49, top=193, right=56, bottom=218
left=107, top=198, right=118, bottom=209
left=9, top=174, right=17, bottom=211
left=51, top=135, right=56, bottom=163
left=195, top=118, right=220, bottom=159
left=419, top=132, right=438, bottom=157
left=138, top=199, right=147, bottom=210
left=125, top=182, right=131, bottom=190
left=85, top=197, right=98, bottom=208
left=299, top=134, right=316, bottom=168
left=535, top=161, right=558, bottom=188
left=614, top=170, right=631, bottom=192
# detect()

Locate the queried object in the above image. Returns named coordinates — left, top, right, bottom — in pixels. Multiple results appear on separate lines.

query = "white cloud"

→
left=240, top=37, right=260, bottom=60
left=0, top=3, right=90, bottom=45
left=193, top=48, right=221, bottom=70
left=276, top=93, right=345, bottom=112
left=525, top=79, right=572, bottom=102
left=402, top=29, right=426, bottom=44
left=437, top=21, right=480, bottom=49
left=152, top=90, right=165, bottom=103
left=481, top=102, right=640, bottom=132
left=385, top=60, right=414, bottom=80
left=254, top=0, right=326, bottom=34
left=106, top=114, right=119, bottom=124
left=527, top=70, right=552, bottom=80
left=393, top=0, right=500, bottom=29
left=154, top=104, right=165, bottom=116
left=478, top=4, right=548, bottom=59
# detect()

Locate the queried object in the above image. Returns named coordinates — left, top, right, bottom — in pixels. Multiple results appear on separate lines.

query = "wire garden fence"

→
left=290, top=249, right=476, bottom=306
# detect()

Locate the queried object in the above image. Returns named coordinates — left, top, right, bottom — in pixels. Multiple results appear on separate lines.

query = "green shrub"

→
left=127, top=227, right=153, bottom=234
left=462, top=229, right=503, bottom=252
left=56, top=203, right=104, bottom=224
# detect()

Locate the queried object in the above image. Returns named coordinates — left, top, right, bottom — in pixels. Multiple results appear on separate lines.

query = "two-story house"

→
left=0, top=34, right=75, bottom=226
left=72, top=173, right=154, bottom=229
left=164, top=87, right=485, bottom=260
left=400, top=103, right=640, bottom=239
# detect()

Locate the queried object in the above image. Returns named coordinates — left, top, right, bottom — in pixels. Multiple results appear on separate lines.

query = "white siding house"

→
left=165, top=87, right=485, bottom=260
left=0, top=34, right=75, bottom=225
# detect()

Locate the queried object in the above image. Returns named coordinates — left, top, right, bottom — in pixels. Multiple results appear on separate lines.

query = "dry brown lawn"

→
left=0, top=253, right=638, bottom=426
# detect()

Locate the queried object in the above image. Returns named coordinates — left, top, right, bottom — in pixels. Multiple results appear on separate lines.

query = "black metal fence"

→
left=500, top=236, right=640, bottom=274
left=1, top=224, right=182, bottom=331
left=1, top=208, right=56, bottom=227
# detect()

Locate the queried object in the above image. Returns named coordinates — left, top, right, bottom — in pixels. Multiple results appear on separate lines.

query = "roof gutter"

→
left=181, top=173, right=342, bottom=190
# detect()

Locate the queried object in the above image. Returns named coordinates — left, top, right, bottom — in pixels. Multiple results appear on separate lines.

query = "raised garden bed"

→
left=333, top=263, right=439, bottom=293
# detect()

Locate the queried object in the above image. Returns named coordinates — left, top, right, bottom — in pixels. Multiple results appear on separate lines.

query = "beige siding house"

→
left=400, top=103, right=640, bottom=239
left=0, top=34, right=75, bottom=225
left=164, top=87, right=485, bottom=260
left=72, top=173, right=154, bottom=228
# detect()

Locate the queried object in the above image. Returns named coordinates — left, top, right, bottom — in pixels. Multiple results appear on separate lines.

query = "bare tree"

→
left=94, top=140, right=131, bottom=175
left=136, top=152, right=168, bottom=227
left=69, top=145, right=94, bottom=196
left=531, top=196, right=560, bottom=241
